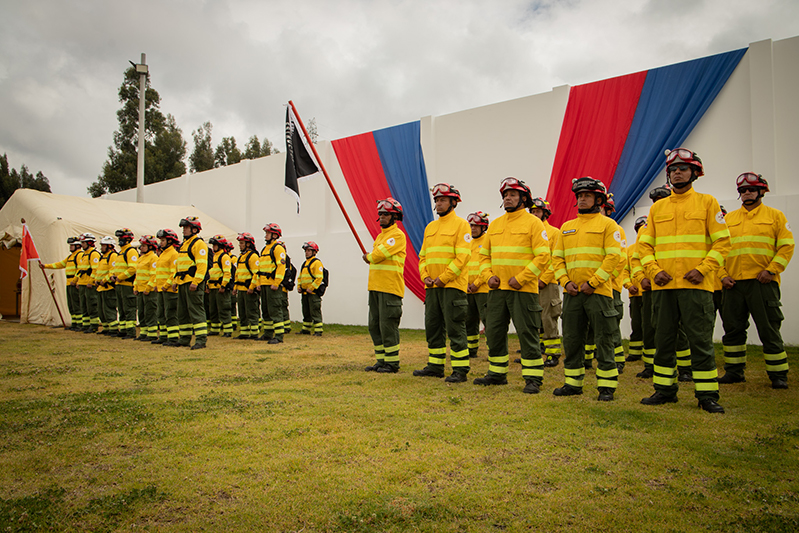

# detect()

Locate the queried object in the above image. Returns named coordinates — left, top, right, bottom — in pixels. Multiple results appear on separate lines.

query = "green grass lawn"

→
left=1, top=321, right=797, bottom=532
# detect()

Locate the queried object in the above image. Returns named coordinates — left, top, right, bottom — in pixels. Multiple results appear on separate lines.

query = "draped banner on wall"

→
left=546, top=48, right=747, bottom=228
left=331, top=122, right=433, bottom=302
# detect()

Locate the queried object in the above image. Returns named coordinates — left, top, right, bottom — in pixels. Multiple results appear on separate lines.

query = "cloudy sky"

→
left=2, top=0, right=798, bottom=198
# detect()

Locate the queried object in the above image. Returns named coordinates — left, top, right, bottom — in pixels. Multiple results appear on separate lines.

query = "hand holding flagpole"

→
left=20, top=218, right=67, bottom=329
left=285, top=101, right=367, bottom=254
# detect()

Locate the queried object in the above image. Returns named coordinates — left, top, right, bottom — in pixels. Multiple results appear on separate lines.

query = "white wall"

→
left=110, top=36, right=799, bottom=344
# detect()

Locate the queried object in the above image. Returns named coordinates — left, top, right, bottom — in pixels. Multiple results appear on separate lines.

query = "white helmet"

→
left=100, top=236, right=115, bottom=246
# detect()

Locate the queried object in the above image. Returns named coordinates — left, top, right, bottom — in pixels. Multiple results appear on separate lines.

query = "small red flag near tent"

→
left=19, top=222, right=40, bottom=279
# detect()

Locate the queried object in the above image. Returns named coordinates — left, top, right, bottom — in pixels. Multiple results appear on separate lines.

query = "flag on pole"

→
left=285, top=105, right=321, bottom=213
left=19, top=223, right=40, bottom=279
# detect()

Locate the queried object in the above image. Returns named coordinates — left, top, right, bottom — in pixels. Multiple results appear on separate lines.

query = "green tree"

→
left=0, top=154, right=51, bottom=208
left=243, top=135, right=263, bottom=160
left=189, top=122, right=215, bottom=173
left=261, top=137, right=279, bottom=155
left=88, top=66, right=186, bottom=197
left=214, top=136, right=242, bottom=167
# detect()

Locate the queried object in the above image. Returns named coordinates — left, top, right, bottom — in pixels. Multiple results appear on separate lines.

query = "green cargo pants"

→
left=78, top=285, right=99, bottom=331
left=368, top=291, right=403, bottom=370
left=423, top=288, right=469, bottom=375
left=98, top=289, right=118, bottom=333
left=721, top=280, right=788, bottom=381
left=484, top=290, right=544, bottom=385
left=116, top=284, right=137, bottom=337
left=67, top=284, right=82, bottom=327
left=301, top=293, right=323, bottom=334
left=652, top=289, right=719, bottom=401
left=466, top=292, right=487, bottom=357
left=261, top=284, right=287, bottom=340
left=236, top=290, right=260, bottom=339
left=629, top=295, right=643, bottom=359
left=177, top=281, right=207, bottom=346
left=137, top=292, right=158, bottom=339
left=561, top=292, right=618, bottom=393
left=156, top=291, right=179, bottom=342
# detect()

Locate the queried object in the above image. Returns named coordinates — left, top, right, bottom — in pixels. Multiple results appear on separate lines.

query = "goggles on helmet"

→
left=179, top=216, right=202, bottom=230
left=431, top=183, right=462, bottom=201
left=237, top=232, right=255, bottom=246
left=736, top=172, right=769, bottom=192
left=376, top=198, right=403, bottom=221
left=80, top=233, right=96, bottom=243
left=263, top=223, right=282, bottom=238
left=67, top=236, right=79, bottom=244
left=138, top=235, right=158, bottom=249
left=665, top=148, right=704, bottom=177
left=115, top=228, right=134, bottom=240
left=467, top=212, right=490, bottom=226
left=302, top=241, right=320, bottom=252
left=499, top=177, right=530, bottom=195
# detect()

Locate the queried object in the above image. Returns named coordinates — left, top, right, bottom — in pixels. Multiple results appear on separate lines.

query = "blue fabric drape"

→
left=609, top=48, right=747, bottom=221
left=373, top=121, right=433, bottom=254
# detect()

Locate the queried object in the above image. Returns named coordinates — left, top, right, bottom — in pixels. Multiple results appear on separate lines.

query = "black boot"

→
left=412, top=367, right=444, bottom=378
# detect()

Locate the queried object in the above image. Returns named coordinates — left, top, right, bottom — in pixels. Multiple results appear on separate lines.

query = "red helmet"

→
left=466, top=211, right=490, bottom=226
left=665, top=148, right=704, bottom=177
left=572, top=177, right=608, bottom=205
left=431, top=183, right=462, bottom=202
left=263, top=223, right=282, bottom=238
left=499, top=177, right=533, bottom=208
left=138, top=235, right=158, bottom=250
left=604, top=193, right=616, bottom=213
left=209, top=234, right=231, bottom=250
left=302, top=241, right=320, bottom=253
left=736, top=172, right=769, bottom=193
left=237, top=232, right=256, bottom=247
left=179, top=216, right=202, bottom=231
left=115, top=228, right=134, bottom=242
left=376, top=197, right=403, bottom=221
left=530, top=197, right=552, bottom=218
left=156, top=229, right=180, bottom=246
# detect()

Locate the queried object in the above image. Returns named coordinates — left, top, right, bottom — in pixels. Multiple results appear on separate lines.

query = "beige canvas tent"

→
left=0, top=189, right=236, bottom=326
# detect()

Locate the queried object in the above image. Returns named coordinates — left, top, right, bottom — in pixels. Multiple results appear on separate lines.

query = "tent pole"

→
left=288, top=100, right=367, bottom=254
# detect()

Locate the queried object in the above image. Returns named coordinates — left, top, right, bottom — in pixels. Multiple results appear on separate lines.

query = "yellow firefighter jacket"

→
left=467, top=233, right=489, bottom=294
left=479, top=209, right=551, bottom=294
left=235, top=250, right=260, bottom=291
left=717, top=203, right=794, bottom=285
left=552, top=212, right=622, bottom=299
left=610, top=221, right=629, bottom=293
left=176, top=235, right=208, bottom=286
left=367, top=224, right=407, bottom=298
left=114, top=244, right=138, bottom=287
left=135, top=250, right=158, bottom=292
left=156, top=246, right=178, bottom=293
left=419, top=211, right=471, bottom=292
left=259, top=241, right=287, bottom=290
left=76, top=247, right=100, bottom=286
left=299, top=256, right=325, bottom=293
left=539, top=220, right=560, bottom=286
left=639, top=188, right=731, bottom=292
left=96, top=250, right=118, bottom=293
left=208, top=250, right=232, bottom=290
left=43, top=249, right=80, bottom=282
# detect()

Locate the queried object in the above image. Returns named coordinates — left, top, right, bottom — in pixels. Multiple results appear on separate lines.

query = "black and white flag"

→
left=285, top=105, right=321, bottom=213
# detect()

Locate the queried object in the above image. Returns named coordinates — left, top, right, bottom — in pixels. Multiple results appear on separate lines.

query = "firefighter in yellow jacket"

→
left=173, top=216, right=208, bottom=349
left=76, top=233, right=101, bottom=333
left=474, top=178, right=551, bottom=394
left=638, top=148, right=730, bottom=413
left=95, top=236, right=119, bottom=335
left=466, top=211, right=490, bottom=358
left=207, top=235, right=234, bottom=337
left=259, top=223, right=288, bottom=344
left=234, top=233, right=260, bottom=340
left=603, top=194, right=629, bottom=373
left=298, top=241, right=325, bottom=336
left=625, top=216, right=648, bottom=364
left=110, top=228, right=138, bottom=339
left=134, top=235, right=159, bottom=341
left=154, top=229, right=180, bottom=346
left=718, top=173, right=794, bottom=389
left=413, top=183, right=472, bottom=382
left=362, top=198, right=407, bottom=373
left=40, top=236, right=82, bottom=329
left=531, top=198, right=563, bottom=367
left=551, top=178, right=622, bottom=401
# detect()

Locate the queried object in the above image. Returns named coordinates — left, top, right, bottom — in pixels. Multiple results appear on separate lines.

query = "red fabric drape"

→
left=546, top=72, right=647, bottom=228
left=332, top=133, right=426, bottom=302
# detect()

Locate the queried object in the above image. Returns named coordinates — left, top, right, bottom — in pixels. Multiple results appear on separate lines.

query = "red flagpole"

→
left=288, top=101, right=367, bottom=254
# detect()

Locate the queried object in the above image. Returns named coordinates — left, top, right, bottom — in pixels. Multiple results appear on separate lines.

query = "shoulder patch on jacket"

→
left=715, top=211, right=726, bottom=224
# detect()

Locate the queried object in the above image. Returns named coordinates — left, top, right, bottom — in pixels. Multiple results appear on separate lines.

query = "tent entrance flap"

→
left=0, top=245, right=21, bottom=316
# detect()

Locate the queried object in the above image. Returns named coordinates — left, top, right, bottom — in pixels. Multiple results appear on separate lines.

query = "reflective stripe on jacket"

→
left=367, top=224, right=407, bottom=298
left=419, top=211, right=471, bottom=292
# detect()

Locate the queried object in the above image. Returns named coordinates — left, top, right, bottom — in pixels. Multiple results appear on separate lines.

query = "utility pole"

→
left=133, top=53, right=148, bottom=203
